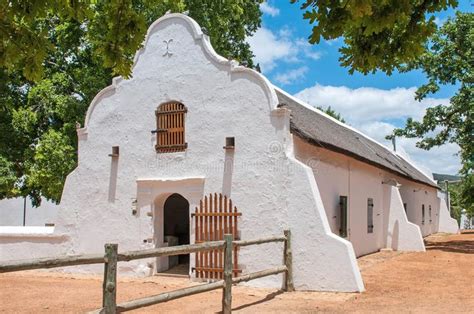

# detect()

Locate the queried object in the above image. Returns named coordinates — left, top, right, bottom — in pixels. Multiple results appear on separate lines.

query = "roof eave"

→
left=292, top=129, right=440, bottom=190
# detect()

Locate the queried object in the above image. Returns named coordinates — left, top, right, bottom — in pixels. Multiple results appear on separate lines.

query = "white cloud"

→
left=247, top=27, right=322, bottom=72
left=295, top=38, right=322, bottom=60
left=247, top=27, right=294, bottom=71
left=294, top=84, right=461, bottom=174
left=260, top=1, right=280, bottom=17
left=275, top=66, right=309, bottom=85
left=295, top=84, right=449, bottom=125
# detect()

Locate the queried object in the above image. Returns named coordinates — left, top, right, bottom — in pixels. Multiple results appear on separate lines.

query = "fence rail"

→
left=0, top=253, right=105, bottom=273
left=0, top=230, right=293, bottom=314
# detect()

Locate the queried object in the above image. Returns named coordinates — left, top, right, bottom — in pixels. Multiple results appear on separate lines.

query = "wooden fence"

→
left=0, top=230, right=294, bottom=314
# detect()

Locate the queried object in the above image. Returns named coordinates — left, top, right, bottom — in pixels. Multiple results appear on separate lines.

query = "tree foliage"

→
left=0, top=0, right=263, bottom=205
left=291, top=0, right=458, bottom=74
left=458, top=174, right=474, bottom=217
left=0, top=0, right=262, bottom=81
left=390, top=13, right=473, bottom=173
left=389, top=12, right=473, bottom=215
left=442, top=177, right=474, bottom=222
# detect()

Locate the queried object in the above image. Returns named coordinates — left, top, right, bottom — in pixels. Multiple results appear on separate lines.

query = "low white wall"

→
left=0, top=226, right=68, bottom=262
left=437, top=198, right=459, bottom=233
left=384, top=186, right=425, bottom=251
left=0, top=197, right=59, bottom=226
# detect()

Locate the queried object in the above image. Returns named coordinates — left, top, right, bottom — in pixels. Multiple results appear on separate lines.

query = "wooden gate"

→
left=193, top=193, right=241, bottom=279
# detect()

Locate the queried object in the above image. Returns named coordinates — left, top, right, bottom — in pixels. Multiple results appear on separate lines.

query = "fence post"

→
left=222, top=234, right=233, bottom=314
left=102, top=243, right=118, bottom=314
left=283, top=230, right=294, bottom=292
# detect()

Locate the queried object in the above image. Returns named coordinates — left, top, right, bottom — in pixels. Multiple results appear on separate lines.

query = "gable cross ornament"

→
left=163, top=39, right=173, bottom=57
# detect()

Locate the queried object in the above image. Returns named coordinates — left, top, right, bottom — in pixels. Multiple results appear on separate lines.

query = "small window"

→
left=155, top=102, right=187, bottom=153
left=422, top=204, right=425, bottom=225
left=367, top=198, right=374, bottom=233
left=339, top=196, right=348, bottom=238
left=429, top=205, right=432, bottom=223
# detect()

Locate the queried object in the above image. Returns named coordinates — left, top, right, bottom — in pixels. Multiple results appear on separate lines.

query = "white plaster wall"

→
left=294, top=139, right=384, bottom=257
left=382, top=185, right=425, bottom=251
left=399, top=179, right=441, bottom=236
left=437, top=198, right=459, bottom=233
left=293, top=138, right=425, bottom=256
left=0, top=226, right=68, bottom=262
left=0, top=14, right=363, bottom=292
left=285, top=156, right=364, bottom=291
left=0, top=197, right=58, bottom=226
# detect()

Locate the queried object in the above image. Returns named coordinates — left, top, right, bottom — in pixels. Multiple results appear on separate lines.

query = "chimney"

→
left=392, top=137, right=397, bottom=152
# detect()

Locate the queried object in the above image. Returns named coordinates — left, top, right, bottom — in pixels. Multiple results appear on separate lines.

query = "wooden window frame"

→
left=155, top=102, right=187, bottom=153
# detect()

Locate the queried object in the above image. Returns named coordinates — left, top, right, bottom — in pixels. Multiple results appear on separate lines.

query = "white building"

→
left=0, top=14, right=458, bottom=292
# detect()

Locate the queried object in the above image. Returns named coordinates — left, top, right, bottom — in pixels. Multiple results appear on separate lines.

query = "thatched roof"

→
left=275, top=88, right=438, bottom=189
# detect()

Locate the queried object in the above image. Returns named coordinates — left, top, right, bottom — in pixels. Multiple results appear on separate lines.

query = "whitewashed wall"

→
left=0, top=14, right=363, bottom=292
left=293, top=137, right=425, bottom=256
left=398, top=179, right=458, bottom=236
left=0, top=197, right=58, bottom=226
left=382, top=185, right=425, bottom=251
left=437, top=198, right=459, bottom=233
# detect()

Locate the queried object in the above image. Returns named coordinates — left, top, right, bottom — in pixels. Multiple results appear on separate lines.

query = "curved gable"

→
left=81, top=13, right=278, bottom=130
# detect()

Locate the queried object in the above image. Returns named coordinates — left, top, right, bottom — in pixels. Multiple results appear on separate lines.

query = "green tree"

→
left=317, top=106, right=345, bottom=123
left=0, top=0, right=262, bottom=81
left=291, top=0, right=458, bottom=74
left=0, top=1, right=263, bottom=205
left=458, top=174, right=474, bottom=217
left=389, top=12, right=473, bottom=216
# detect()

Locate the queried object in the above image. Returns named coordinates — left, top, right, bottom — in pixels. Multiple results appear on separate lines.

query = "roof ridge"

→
left=273, top=84, right=437, bottom=186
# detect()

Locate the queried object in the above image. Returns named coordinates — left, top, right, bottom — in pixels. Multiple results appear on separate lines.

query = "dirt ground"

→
left=1, top=232, right=473, bottom=313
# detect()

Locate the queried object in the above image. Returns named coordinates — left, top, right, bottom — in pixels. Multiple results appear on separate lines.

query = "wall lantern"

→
left=108, top=146, right=119, bottom=157
left=223, top=137, right=235, bottom=150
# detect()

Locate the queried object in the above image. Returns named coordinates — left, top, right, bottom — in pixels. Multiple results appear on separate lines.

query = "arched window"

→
left=155, top=102, right=187, bottom=153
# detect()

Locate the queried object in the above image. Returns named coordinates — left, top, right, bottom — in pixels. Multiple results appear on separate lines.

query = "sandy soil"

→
left=1, top=232, right=473, bottom=313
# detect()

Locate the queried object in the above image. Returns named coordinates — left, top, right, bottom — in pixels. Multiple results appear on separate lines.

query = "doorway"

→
left=162, top=193, right=190, bottom=275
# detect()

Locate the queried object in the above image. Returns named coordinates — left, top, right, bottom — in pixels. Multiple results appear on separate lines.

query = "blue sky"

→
left=248, top=1, right=473, bottom=175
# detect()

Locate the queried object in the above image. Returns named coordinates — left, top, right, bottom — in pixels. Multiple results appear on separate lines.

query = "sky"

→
left=248, top=1, right=473, bottom=176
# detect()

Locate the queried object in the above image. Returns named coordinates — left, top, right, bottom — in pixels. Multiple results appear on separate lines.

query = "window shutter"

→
left=155, top=102, right=187, bottom=153
left=367, top=198, right=374, bottom=233
left=422, top=204, right=425, bottom=225
left=339, top=196, right=348, bottom=238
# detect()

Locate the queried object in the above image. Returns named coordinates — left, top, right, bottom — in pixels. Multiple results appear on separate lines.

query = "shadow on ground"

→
left=425, top=239, right=474, bottom=254
left=232, top=290, right=284, bottom=311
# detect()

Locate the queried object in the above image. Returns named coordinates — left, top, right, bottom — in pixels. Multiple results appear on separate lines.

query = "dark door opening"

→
left=163, top=193, right=190, bottom=274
